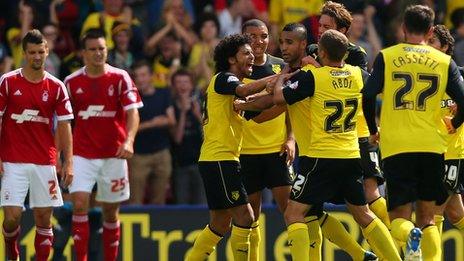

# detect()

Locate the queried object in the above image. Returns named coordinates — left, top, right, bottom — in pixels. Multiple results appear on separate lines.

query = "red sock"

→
left=35, top=226, right=53, bottom=261
left=2, top=225, right=20, bottom=260
left=103, top=221, right=120, bottom=261
left=72, top=214, right=89, bottom=261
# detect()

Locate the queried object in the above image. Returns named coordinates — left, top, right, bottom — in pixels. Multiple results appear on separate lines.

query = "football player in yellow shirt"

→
left=186, top=33, right=282, bottom=261
left=429, top=24, right=464, bottom=240
left=275, top=29, right=400, bottom=261
left=363, top=5, right=464, bottom=260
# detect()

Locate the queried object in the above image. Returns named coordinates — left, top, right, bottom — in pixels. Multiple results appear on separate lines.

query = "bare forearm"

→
left=237, top=95, right=274, bottom=111
left=253, top=105, right=286, bottom=123
left=236, top=75, right=276, bottom=97
left=125, top=109, right=140, bottom=142
left=57, top=121, right=73, bottom=163
left=172, top=111, right=187, bottom=144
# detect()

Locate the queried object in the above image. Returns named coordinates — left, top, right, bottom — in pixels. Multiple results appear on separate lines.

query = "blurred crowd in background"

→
left=0, top=0, right=463, bottom=205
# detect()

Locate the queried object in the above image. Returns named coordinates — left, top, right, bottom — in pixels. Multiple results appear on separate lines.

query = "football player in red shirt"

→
left=64, top=29, right=142, bottom=261
left=0, top=29, right=74, bottom=261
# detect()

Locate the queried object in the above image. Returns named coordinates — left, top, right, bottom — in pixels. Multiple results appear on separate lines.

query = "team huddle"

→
left=187, top=2, right=464, bottom=261
left=0, top=1, right=464, bottom=261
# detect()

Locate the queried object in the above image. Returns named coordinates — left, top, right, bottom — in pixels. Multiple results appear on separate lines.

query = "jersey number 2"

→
left=393, top=73, right=439, bottom=111
left=324, top=98, right=358, bottom=133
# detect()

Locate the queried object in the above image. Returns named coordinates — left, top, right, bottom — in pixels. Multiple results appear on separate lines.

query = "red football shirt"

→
left=64, top=65, right=143, bottom=159
left=0, top=69, right=74, bottom=165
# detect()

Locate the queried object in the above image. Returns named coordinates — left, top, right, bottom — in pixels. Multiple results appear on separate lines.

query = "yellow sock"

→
left=319, top=213, right=365, bottom=260
left=421, top=225, right=441, bottom=261
left=390, top=218, right=415, bottom=253
left=249, top=221, right=260, bottom=261
left=369, top=197, right=390, bottom=229
left=362, top=218, right=401, bottom=261
left=230, top=225, right=251, bottom=261
left=434, top=215, right=444, bottom=235
left=288, top=222, right=309, bottom=261
left=304, top=216, right=322, bottom=260
left=185, top=225, right=222, bottom=261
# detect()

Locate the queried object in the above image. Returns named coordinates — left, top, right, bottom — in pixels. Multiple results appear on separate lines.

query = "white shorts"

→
left=0, top=163, right=63, bottom=208
left=69, top=156, right=130, bottom=203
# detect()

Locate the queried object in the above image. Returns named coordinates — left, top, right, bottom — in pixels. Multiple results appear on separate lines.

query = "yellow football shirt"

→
left=199, top=72, right=244, bottom=161
left=241, top=54, right=286, bottom=154
left=307, top=65, right=364, bottom=158
left=379, top=43, right=451, bottom=158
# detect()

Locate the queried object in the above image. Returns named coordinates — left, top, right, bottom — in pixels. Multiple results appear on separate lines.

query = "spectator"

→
left=151, top=32, right=186, bottom=89
left=347, top=6, right=382, bottom=70
left=41, top=23, right=61, bottom=77
left=107, top=21, right=134, bottom=73
left=7, top=0, right=35, bottom=69
left=49, top=0, right=78, bottom=59
left=129, top=61, right=176, bottom=205
left=451, top=8, right=464, bottom=66
left=145, top=0, right=197, bottom=55
left=217, top=0, right=253, bottom=37
left=171, top=69, right=206, bottom=205
left=0, top=43, right=13, bottom=75
left=269, top=0, right=324, bottom=40
left=80, top=0, right=144, bottom=53
left=188, top=12, right=219, bottom=90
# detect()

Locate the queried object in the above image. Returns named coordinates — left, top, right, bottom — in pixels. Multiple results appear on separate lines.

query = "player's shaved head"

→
left=319, top=29, right=348, bottom=62
left=242, top=19, right=267, bottom=33
left=282, top=23, right=307, bottom=41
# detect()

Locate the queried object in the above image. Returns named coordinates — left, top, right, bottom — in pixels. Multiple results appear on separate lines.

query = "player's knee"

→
left=351, top=206, right=375, bottom=228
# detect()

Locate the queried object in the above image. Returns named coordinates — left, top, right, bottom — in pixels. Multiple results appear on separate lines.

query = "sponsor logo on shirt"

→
left=14, top=89, right=22, bottom=96
left=227, top=75, right=240, bottom=83
left=78, top=105, right=117, bottom=119
left=76, top=88, right=84, bottom=94
left=11, top=109, right=49, bottom=124
left=284, top=80, right=299, bottom=90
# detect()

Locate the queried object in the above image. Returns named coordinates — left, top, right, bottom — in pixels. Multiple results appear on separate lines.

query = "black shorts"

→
left=240, top=152, right=292, bottom=194
left=290, top=157, right=366, bottom=206
left=382, top=153, right=448, bottom=211
left=199, top=161, right=248, bottom=210
left=359, top=137, right=384, bottom=185
left=444, top=159, right=464, bottom=194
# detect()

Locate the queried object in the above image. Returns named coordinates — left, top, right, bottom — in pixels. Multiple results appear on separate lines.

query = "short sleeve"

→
left=282, top=70, right=315, bottom=105
left=119, top=71, right=143, bottom=111
left=55, top=81, right=74, bottom=121
left=214, top=72, right=243, bottom=95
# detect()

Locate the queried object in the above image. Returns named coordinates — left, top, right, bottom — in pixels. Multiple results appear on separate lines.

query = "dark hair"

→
left=80, top=29, right=106, bottom=49
left=319, top=29, right=348, bottom=62
left=451, top=8, right=464, bottom=29
left=172, top=68, right=193, bottom=84
left=433, top=25, right=455, bottom=55
left=22, top=29, right=46, bottom=51
left=131, top=59, right=151, bottom=72
left=194, top=12, right=220, bottom=36
left=214, top=34, right=251, bottom=72
left=242, top=19, right=267, bottom=33
left=321, top=1, right=352, bottom=31
left=403, top=5, right=434, bottom=35
left=282, top=23, right=307, bottom=40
